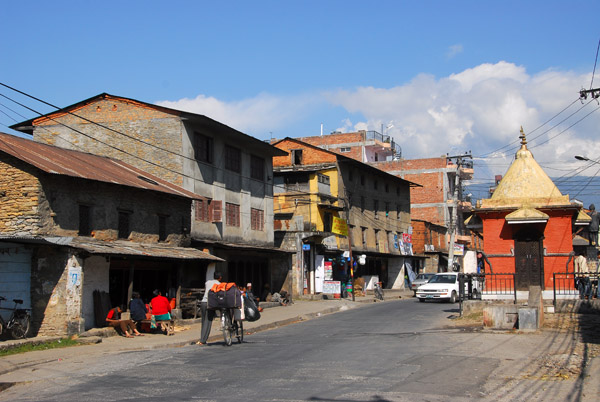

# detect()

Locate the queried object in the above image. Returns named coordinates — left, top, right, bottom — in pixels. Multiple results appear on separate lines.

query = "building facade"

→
left=0, top=133, right=221, bottom=336
left=12, top=93, right=290, bottom=295
left=272, top=138, right=414, bottom=297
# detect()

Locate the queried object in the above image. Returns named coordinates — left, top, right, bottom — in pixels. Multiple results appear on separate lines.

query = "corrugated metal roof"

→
left=0, top=132, right=204, bottom=200
left=68, top=238, right=224, bottom=261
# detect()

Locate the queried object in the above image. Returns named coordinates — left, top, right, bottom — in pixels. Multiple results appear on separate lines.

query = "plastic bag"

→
left=243, top=295, right=261, bottom=322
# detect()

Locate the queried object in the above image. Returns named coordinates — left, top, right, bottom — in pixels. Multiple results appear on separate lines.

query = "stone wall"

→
left=0, top=155, right=44, bottom=235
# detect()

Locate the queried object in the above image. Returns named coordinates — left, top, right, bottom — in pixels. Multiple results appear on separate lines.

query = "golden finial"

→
left=519, top=126, right=527, bottom=146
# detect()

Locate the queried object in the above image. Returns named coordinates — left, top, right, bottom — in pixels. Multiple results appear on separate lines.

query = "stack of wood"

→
left=179, top=288, right=205, bottom=318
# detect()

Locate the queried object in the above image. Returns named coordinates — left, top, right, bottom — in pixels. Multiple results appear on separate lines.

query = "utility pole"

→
left=579, top=88, right=600, bottom=101
left=343, top=189, right=355, bottom=301
left=446, top=152, right=472, bottom=272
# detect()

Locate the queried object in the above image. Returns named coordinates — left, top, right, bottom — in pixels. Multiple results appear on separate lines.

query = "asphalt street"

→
left=0, top=299, right=597, bottom=401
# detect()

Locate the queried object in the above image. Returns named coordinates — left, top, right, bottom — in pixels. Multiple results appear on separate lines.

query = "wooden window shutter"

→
left=211, top=200, right=222, bottom=223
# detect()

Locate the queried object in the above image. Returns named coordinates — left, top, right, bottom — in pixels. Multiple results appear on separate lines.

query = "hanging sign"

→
left=332, top=216, right=348, bottom=236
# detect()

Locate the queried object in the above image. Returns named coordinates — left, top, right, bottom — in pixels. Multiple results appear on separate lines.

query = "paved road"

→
left=0, top=299, right=597, bottom=401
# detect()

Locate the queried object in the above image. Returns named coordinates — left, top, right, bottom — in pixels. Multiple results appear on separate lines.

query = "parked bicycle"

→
left=0, top=296, right=31, bottom=339
left=217, top=307, right=243, bottom=346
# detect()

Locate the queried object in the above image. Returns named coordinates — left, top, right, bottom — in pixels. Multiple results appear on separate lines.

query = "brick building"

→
left=272, top=138, right=414, bottom=295
left=0, top=133, right=221, bottom=336
left=473, top=130, right=580, bottom=299
left=12, top=93, right=290, bottom=296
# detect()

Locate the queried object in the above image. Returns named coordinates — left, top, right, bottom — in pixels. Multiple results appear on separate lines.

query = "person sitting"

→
left=129, top=291, right=148, bottom=331
left=149, top=289, right=172, bottom=331
left=246, top=283, right=259, bottom=307
left=106, top=306, right=143, bottom=338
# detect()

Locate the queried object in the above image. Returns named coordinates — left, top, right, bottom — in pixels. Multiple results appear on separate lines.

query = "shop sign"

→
left=332, top=216, right=348, bottom=236
left=323, top=280, right=341, bottom=294
left=453, top=244, right=464, bottom=256
left=302, top=244, right=311, bottom=250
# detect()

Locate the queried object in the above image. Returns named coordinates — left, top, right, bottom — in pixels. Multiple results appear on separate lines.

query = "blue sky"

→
left=2, top=1, right=600, bottom=203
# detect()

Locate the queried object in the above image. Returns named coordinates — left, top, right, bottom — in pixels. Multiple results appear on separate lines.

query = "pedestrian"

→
left=129, top=291, right=148, bottom=331
left=197, top=271, right=222, bottom=345
left=589, top=204, right=599, bottom=246
left=574, top=253, right=592, bottom=300
left=149, top=289, right=172, bottom=331
left=106, top=306, right=143, bottom=338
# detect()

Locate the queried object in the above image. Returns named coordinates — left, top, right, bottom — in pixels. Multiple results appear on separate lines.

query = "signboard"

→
left=324, top=261, right=333, bottom=281
left=402, top=233, right=412, bottom=243
left=302, top=244, right=311, bottom=250
left=332, top=216, right=348, bottom=237
left=453, top=243, right=464, bottom=256
left=322, top=281, right=341, bottom=294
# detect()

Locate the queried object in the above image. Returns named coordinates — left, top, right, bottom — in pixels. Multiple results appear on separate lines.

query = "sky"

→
left=2, top=0, right=600, bottom=205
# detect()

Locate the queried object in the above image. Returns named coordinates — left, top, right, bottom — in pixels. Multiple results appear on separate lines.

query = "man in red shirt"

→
left=150, top=289, right=172, bottom=331
left=106, top=307, right=143, bottom=338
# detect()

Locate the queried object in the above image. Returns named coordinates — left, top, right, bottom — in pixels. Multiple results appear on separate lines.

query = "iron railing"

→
left=552, top=272, right=599, bottom=306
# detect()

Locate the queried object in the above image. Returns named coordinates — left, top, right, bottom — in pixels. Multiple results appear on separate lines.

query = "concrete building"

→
left=0, top=133, right=222, bottom=336
left=11, top=93, right=290, bottom=295
left=271, top=138, right=415, bottom=297
left=291, top=130, right=474, bottom=273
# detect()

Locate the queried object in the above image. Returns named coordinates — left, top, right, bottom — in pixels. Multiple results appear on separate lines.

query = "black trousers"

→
left=200, top=301, right=215, bottom=343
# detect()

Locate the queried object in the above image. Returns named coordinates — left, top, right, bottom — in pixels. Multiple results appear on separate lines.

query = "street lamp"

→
left=575, top=155, right=590, bottom=161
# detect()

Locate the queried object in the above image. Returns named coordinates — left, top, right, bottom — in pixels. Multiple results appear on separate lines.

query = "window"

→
left=226, top=203, right=240, bottom=227
left=317, top=173, right=330, bottom=185
left=193, top=132, right=213, bottom=163
left=250, top=155, right=265, bottom=181
left=118, top=211, right=131, bottom=239
left=385, top=202, right=390, bottom=218
left=291, top=149, right=303, bottom=165
left=158, top=215, right=167, bottom=242
left=225, top=145, right=241, bottom=173
left=375, top=229, right=380, bottom=250
left=195, top=199, right=211, bottom=222
left=397, top=204, right=401, bottom=220
left=78, top=204, right=91, bottom=236
left=251, top=208, right=264, bottom=231
left=340, top=147, right=351, bottom=153
left=374, top=200, right=379, bottom=219
left=323, top=212, right=332, bottom=232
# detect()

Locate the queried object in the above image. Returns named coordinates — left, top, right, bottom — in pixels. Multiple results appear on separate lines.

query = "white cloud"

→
left=156, top=61, right=600, bottom=179
left=156, top=92, right=321, bottom=136
left=446, top=44, right=463, bottom=59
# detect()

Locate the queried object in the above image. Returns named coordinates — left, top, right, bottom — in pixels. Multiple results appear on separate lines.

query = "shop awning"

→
left=68, top=238, right=225, bottom=261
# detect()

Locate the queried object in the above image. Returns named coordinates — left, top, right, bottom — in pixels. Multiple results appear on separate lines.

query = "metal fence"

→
left=459, top=273, right=516, bottom=300
left=552, top=272, right=599, bottom=306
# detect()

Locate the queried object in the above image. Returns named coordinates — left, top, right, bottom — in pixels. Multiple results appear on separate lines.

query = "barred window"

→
left=225, top=145, right=241, bottom=173
left=251, top=208, right=264, bottom=231
left=226, top=203, right=240, bottom=227
left=195, top=199, right=211, bottom=222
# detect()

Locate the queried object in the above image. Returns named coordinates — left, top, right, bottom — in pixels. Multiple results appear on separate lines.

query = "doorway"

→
left=514, top=228, right=544, bottom=290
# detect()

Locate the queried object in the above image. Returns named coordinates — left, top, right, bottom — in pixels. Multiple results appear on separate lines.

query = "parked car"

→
left=416, top=272, right=480, bottom=303
left=410, top=273, right=435, bottom=296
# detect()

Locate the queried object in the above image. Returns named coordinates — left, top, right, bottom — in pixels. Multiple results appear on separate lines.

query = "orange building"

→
left=472, top=129, right=580, bottom=297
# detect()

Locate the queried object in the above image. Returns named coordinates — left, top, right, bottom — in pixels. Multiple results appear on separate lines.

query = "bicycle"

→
left=218, top=307, right=243, bottom=346
left=0, top=296, right=31, bottom=339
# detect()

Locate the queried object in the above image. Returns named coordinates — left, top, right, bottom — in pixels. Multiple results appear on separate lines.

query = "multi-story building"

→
left=12, top=93, right=289, bottom=294
left=0, top=132, right=222, bottom=336
left=293, top=130, right=474, bottom=273
left=271, top=138, right=414, bottom=297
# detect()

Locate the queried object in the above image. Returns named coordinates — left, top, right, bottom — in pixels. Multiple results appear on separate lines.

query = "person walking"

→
left=197, top=271, right=222, bottom=345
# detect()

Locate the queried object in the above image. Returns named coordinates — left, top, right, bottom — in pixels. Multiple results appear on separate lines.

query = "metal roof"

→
left=0, top=132, right=204, bottom=200
left=0, top=235, right=223, bottom=261
left=68, top=238, right=224, bottom=261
